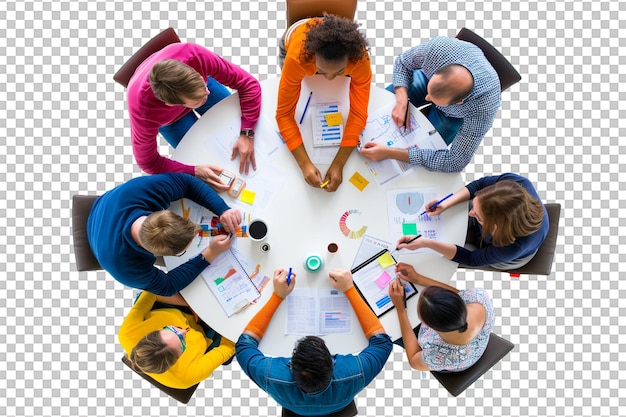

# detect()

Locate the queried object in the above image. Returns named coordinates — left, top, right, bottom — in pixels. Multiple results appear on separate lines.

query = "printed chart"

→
left=338, top=209, right=368, bottom=239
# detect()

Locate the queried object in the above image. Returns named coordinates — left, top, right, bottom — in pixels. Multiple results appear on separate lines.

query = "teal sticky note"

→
left=402, top=223, right=418, bottom=235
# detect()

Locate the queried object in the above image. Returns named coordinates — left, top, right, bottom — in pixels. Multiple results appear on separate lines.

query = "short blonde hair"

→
left=139, top=210, right=200, bottom=256
left=130, top=330, right=179, bottom=374
left=149, top=60, right=207, bottom=105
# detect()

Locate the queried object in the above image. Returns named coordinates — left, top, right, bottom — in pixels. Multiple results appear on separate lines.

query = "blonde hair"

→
left=149, top=60, right=207, bottom=105
left=139, top=211, right=200, bottom=256
left=130, top=331, right=179, bottom=374
left=475, top=180, right=544, bottom=247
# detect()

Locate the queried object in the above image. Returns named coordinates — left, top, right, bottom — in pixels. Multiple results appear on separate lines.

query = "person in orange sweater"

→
left=119, top=292, right=235, bottom=389
left=277, top=14, right=371, bottom=192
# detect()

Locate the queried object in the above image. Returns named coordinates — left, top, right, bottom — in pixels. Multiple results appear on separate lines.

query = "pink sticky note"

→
left=375, top=270, right=393, bottom=288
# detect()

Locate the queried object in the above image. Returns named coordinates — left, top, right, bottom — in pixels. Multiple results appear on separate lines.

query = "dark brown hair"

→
left=301, top=14, right=369, bottom=63
left=418, top=286, right=468, bottom=333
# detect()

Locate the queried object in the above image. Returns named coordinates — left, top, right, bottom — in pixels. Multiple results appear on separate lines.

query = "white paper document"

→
left=386, top=186, right=447, bottom=248
left=285, top=288, right=353, bottom=335
left=359, top=102, right=447, bottom=186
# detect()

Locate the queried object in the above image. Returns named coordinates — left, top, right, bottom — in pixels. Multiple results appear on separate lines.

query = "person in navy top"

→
left=87, top=173, right=241, bottom=295
left=396, top=173, right=548, bottom=269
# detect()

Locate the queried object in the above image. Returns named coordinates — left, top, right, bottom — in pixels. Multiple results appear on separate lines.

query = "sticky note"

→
left=377, top=251, right=396, bottom=268
left=402, top=223, right=418, bottom=235
left=240, top=189, right=256, bottom=205
left=349, top=171, right=369, bottom=191
left=325, top=112, right=343, bottom=126
left=375, top=270, right=393, bottom=288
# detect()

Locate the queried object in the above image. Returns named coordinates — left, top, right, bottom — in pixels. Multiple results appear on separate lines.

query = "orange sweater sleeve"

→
left=344, top=286, right=384, bottom=339
left=276, top=20, right=372, bottom=151
left=243, top=293, right=283, bottom=339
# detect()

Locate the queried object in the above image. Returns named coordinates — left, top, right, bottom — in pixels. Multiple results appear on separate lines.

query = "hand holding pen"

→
left=419, top=193, right=454, bottom=216
left=273, top=268, right=295, bottom=299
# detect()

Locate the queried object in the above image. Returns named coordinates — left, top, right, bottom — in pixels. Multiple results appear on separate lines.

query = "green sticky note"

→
left=402, top=223, right=418, bottom=235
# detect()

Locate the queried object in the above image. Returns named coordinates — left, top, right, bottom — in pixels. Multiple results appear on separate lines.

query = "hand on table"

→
left=391, top=101, right=409, bottom=127
left=388, top=278, right=406, bottom=309
left=299, top=160, right=324, bottom=188
left=395, top=262, right=426, bottom=286
left=231, top=134, right=256, bottom=175
left=423, top=199, right=446, bottom=216
left=360, top=141, right=391, bottom=162
left=395, top=235, right=427, bottom=252
left=328, top=269, right=354, bottom=292
left=195, top=165, right=230, bottom=191
left=273, top=268, right=296, bottom=299
left=219, top=209, right=242, bottom=233
left=321, top=162, right=344, bottom=192
left=202, top=234, right=233, bottom=263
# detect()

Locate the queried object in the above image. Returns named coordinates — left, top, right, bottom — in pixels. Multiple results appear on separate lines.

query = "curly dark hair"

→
left=301, top=14, right=369, bottom=63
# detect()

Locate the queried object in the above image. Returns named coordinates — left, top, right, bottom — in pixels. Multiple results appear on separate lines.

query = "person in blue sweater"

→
left=87, top=173, right=241, bottom=295
left=396, top=173, right=548, bottom=269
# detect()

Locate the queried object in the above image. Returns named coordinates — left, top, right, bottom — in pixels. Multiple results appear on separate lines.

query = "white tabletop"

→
left=169, top=76, right=467, bottom=356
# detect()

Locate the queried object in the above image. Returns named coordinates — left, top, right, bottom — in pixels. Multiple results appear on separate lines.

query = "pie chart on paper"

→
left=338, top=209, right=367, bottom=239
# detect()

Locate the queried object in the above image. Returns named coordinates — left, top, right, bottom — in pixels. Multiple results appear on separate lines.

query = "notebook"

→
left=350, top=249, right=418, bottom=317
left=201, top=247, right=261, bottom=317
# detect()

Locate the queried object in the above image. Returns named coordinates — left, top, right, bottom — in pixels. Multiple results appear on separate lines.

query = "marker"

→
left=394, top=234, right=422, bottom=251
left=320, top=180, right=329, bottom=188
left=403, top=102, right=411, bottom=134
left=286, top=267, right=292, bottom=286
left=419, top=193, right=454, bottom=216
left=298, top=91, right=313, bottom=124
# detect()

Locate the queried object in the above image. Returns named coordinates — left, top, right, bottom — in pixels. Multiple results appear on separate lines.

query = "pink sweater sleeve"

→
left=127, top=43, right=261, bottom=175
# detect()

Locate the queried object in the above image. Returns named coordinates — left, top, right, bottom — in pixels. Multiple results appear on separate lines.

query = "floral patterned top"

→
left=419, top=288, right=495, bottom=372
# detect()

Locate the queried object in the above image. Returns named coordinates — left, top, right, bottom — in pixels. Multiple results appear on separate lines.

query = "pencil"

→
left=320, top=180, right=329, bottom=188
left=419, top=193, right=454, bottom=216
left=299, top=91, right=313, bottom=124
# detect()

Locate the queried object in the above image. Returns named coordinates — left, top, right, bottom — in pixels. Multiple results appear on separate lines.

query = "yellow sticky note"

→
left=325, top=112, right=343, bottom=126
left=240, top=189, right=256, bottom=205
left=349, top=171, right=369, bottom=191
left=377, top=251, right=396, bottom=269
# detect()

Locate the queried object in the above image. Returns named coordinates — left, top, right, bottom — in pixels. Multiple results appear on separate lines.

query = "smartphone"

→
left=228, top=178, right=246, bottom=198
left=219, top=170, right=235, bottom=187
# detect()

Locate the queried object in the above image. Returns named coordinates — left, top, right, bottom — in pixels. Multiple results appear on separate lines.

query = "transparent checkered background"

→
left=0, top=0, right=623, bottom=416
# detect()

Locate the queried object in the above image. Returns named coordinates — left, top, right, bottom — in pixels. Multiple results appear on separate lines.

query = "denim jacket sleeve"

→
left=235, top=333, right=271, bottom=390
left=357, top=334, right=393, bottom=384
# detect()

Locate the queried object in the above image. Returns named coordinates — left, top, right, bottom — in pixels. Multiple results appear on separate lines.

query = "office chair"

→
left=456, top=27, right=521, bottom=92
left=285, top=0, right=358, bottom=27
left=121, top=355, right=199, bottom=404
left=431, top=333, right=514, bottom=397
left=282, top=399, right=358, bottom=417
left=113, top=27, right=181, bottom=88
left=71, top=194, right=165, bottom=271
left=459, top=203, right=561, bottom=277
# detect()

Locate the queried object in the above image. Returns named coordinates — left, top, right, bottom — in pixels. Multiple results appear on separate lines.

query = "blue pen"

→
left=419, top=193, right=454, bottom=216
left=287, top=267, right=292, bottom=286
left=298, top=91, right=313, bottom=124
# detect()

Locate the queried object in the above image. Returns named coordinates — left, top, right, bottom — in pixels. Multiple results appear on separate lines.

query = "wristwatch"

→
left=240, top=129, right=255, bottom=139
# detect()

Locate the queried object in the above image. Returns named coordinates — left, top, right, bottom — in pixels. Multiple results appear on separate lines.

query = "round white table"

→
left=168, top=75, right=467, bottom=356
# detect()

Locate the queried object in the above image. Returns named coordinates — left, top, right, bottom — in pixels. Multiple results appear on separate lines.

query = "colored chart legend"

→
left=339, top=209, right=368, bottom=239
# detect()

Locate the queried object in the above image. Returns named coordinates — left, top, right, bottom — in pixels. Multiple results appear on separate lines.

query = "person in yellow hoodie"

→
left=118, top=291, right=235, bottom=389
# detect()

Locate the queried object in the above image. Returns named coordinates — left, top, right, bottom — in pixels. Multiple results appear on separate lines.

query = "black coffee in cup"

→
left=248, top=219, right=268, bottom=241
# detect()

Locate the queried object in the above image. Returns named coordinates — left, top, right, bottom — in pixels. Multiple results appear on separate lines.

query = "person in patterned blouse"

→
left=360, top=36, right=501, bottom=173
left=388, top=263, right=495, bottom=372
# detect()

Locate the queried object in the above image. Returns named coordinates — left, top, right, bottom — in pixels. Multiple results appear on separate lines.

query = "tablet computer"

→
left=350, top=249, right=418, bottom=317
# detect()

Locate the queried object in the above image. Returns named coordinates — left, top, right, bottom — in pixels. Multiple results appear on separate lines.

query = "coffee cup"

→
left=248, top=218, right=268, bottom=241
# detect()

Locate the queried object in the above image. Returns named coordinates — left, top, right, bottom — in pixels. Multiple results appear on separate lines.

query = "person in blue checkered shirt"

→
left=360, top=37, right=501, bottom=172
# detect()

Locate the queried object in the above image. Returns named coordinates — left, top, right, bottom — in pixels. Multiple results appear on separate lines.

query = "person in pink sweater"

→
left=127, top=43, right=262, bottom=188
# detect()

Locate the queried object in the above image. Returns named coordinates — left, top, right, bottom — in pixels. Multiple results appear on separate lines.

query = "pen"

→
left=299, top=91, right=313, bottom=124
left=320, top=180, right=329, bottom=188
left=403, top=101, right=410, bottom=134
left=419, top=193, right=454, bottom=216
left=395, top=234, right=421, bottom=251
left=287, top=267, right=292, bottom=286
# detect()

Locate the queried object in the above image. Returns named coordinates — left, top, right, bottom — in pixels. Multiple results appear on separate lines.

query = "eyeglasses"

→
left=175, top=249, right=187, bottom=257
left=163, top=326, right=186, bottom=353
